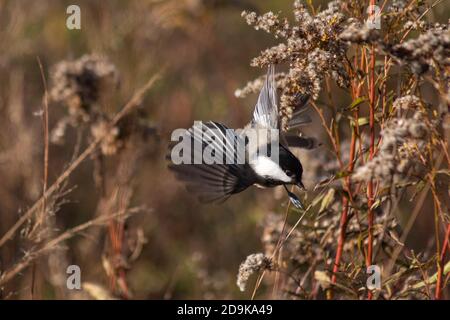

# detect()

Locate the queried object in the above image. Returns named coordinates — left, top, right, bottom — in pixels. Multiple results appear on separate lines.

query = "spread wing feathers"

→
left=252, top=65, right=278, bottom=129
left=168, top=121, right=255, bottom=203
left=287, top=113, right=312, bottom=129
left=284, top=135, right=321, bottom=150
left=286, top=94, right=311, bottom=129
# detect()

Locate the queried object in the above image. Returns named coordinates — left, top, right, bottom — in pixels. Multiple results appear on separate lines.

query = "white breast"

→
left=250, top=156, right=291, bottom=183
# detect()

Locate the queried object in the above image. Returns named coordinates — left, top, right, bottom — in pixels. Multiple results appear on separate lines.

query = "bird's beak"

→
left=296, top=181, right=306, bottom=191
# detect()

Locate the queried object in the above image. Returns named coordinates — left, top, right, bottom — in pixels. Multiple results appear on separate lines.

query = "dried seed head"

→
left=340, top=22, right=380, bottom=44
left=236, top=253, right=272, bottom=292
left=353, top=108, right=429, bottom=184
left=393, top=95, right=421, bottom=110
left=241, top=11, right=290, bottom=38
left=388, top=27, right=450, bottom=74
left=91, top=120, right=122, bottom=156
left=50, top=54, right=119, bottom=120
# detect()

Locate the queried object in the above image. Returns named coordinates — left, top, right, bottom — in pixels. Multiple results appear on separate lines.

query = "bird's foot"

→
left=284, top=186, right=305, bottom=210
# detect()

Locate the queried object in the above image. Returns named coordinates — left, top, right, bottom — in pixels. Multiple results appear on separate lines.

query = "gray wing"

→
left=287, top=113, right=312, bottom=129
left=284, top=135, right=321, bottom=150
left=286, top=93, right=311, bottom=129
left=252, top=65, right=278, bottom=129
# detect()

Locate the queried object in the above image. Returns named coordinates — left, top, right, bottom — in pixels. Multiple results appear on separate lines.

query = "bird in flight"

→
left=168, top=65, right=318, bottom=209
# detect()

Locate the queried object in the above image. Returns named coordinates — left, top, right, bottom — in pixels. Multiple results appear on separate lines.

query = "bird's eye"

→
left=285, top=170, right=293, bottom=177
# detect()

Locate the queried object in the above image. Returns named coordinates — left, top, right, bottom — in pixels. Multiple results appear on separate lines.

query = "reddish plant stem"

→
left=332, top=200, right=349, bottom=278
left=329, top=53, right=362, bottom=298
left=432, top=186, right=442, bottom=300
left=435, top=223, right=450, bottom=299
left=366, top=76, right=375, bottom=299
left=107, top=218, right=130, bottom=299
left=366, top=0, right=377, bottom=300
left=331, top=115, right=358, bottom=276
left=441, top=224, right=450, bottom=262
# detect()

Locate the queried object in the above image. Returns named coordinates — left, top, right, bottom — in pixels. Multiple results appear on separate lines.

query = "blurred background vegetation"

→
left=0, top=0, right=448, bottom=299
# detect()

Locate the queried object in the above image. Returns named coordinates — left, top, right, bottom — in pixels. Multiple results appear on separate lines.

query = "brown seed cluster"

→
left=236, top=253, right=272, bottom=292
left=239, top=0, right=350, bottom=130
left=50, top=54, right=119, bottom=121
left=340, top=22, right=380, bottom=44
left=353, top=105, right=429, bottom=185
left=388, top=26, right=450, bottom=74
left=49, top=54, right=154, bottom=157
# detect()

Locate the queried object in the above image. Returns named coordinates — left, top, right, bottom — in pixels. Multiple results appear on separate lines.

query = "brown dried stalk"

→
left=0, top=207, right=146, bottom=287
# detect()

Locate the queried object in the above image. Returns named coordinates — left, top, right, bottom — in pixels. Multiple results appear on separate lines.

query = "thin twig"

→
left=32, top=56, right=50, bottom=299
left=37, top=57, right=49, bottom=210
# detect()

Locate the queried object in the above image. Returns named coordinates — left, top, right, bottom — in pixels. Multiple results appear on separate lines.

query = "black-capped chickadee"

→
left=168, top=65, right=318, bottom=209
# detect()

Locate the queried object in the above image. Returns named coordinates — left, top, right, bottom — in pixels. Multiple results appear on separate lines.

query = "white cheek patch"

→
left=250, top=156, right=292, bottom=183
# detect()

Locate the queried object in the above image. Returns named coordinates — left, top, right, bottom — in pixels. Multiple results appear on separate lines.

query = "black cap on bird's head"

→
left=279, top=145, right=305, bottom=190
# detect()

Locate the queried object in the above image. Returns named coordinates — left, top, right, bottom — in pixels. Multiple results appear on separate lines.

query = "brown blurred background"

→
left=0, top=0, right=448, bottom=299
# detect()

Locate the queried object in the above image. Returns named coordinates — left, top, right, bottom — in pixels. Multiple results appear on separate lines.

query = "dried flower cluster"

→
left=50, top=54, right=118, bottom=120
left=240, top=0, right=350, bottom=129
left=388, top=26, right=450, bottom=74
left=49, top=54, right=124, bottom=154
left=242, top=11, right=290, bottom=38
left=236, top=253, right=272, bottom=292
left=90, top=118, right=122, bottom=156
left=340, top=22, right=380, bottom=44
left=353, top=105, right=429, bottom=185
left=49, top=54, right=155, bottom=157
